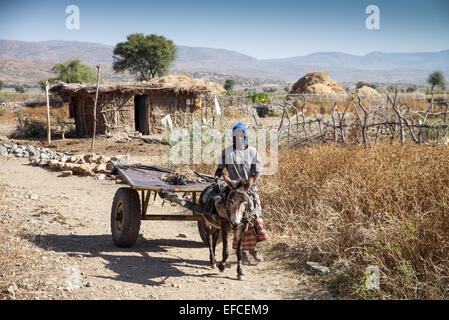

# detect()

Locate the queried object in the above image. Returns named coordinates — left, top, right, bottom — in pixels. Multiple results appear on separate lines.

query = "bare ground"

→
left=0, top=156, right=333, bottom=300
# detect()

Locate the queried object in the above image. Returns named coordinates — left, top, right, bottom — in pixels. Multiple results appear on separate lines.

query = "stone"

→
left=306, top=261, right=330, bottom=275
left=28, top=194, right=39, bottom=200
left=95, top=174, right=106, bottom=180
left=48, top=160, right=60, bottom=170
left=61, top=171, right=73, bottom=177
left=94, top=163, right=108, bottom=173
left=0, top=146, right=8, bottom=157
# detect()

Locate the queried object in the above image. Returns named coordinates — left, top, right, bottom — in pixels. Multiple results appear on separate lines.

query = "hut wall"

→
left=71, top=92, right=134, bottom=137
left=147, top=92, right=190, bottom=133
left=99, top=92, right=135, bottom=135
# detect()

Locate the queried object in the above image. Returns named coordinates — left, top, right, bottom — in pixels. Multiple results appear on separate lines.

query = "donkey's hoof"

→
left=218, top=263, right=225, bottom=272
left=210, top=264, right=216, bottom=269
left=237, top=274, right=245, bottom=281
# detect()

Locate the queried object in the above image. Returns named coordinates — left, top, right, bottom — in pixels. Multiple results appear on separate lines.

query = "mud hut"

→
left=49, top=75, right=224, bottom=136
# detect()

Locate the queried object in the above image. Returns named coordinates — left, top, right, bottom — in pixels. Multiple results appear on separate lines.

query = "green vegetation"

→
left=223, top=79, right=235, bottom=91
left=0, top=80, right=4, bottom=91
left=14, top=85, right=26, bottom=93
left=112, top=33, right=177, bottom=81
left=427, top=71, right=446, bottom=91
left=51, top=59, right=97, bottom=84
left=37, top=59, right=96, bottom=91
left=245, top=91, right=272, bottom=104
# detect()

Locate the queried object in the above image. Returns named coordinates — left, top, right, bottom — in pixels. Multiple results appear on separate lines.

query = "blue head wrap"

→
left=232, top=122, right=248, bottom=145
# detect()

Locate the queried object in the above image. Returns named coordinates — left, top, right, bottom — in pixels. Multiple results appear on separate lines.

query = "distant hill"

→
left=0, top=39, right=448, bottom=86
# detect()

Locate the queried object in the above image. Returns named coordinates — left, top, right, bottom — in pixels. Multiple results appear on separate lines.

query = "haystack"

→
left=290, top=71, right=345, bottom=95
left=357, top=86, right=382, bottom=98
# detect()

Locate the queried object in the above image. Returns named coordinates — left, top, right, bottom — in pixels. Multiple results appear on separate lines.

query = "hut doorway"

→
left=134, top=95, right=149, bottom=135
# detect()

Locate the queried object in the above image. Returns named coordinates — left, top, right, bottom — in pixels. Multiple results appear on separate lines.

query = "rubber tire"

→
left=197, top=220, right=222, bottom=246
left=111, top=187, right=141, bottom=248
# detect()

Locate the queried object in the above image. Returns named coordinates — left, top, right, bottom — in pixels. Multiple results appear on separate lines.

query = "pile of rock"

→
left=1, top=143, right=130, bottom=179
left=1, top=144, right=64, bottom=160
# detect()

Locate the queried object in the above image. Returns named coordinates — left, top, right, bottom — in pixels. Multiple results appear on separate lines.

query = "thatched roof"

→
left=49, top=74, right=224, bottom=96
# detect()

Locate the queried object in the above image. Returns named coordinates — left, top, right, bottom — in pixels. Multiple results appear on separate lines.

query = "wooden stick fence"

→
left=278, top=91, right=449, bottom=148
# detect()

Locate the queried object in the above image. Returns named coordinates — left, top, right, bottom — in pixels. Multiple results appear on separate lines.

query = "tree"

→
left=406, top=85, right=417, bottom=93
left=51, top=59, right=97, bottom=84
left=427, top=71, right=446, bottom=91
left=113, top=33, right=177, bottom=81
left=15, top=85, right=26, bottom=93
left=224, top=79, right=235, bottom=91
left=0, top=80, right=4, bottom=91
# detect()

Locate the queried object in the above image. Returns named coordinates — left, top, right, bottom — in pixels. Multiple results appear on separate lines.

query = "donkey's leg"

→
left=218, top=221, right=229, bottom=272
left=235, top=227, right=245, bottom=280
left=208, top=228, right=216, bottom=269
left=211, top=228, right=220, bottom=269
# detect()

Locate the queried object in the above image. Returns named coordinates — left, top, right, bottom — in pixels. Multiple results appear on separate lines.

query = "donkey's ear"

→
left=223, top=175, right=243, bottom=189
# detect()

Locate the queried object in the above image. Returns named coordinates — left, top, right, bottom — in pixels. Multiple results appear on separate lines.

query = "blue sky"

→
left=0, top=0, right=448, bottom=59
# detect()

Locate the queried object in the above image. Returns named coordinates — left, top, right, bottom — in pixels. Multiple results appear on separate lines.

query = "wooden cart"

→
left=109, top=161, right=214, bottom=248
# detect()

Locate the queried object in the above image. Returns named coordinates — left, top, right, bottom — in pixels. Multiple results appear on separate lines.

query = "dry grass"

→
left=258, top=142, right=449, bottom=299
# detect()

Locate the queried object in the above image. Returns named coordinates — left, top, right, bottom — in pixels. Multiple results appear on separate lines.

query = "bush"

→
left=245, top=92, right=272, bottom=104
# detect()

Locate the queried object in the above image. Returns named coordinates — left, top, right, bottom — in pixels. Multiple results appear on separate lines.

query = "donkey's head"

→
left=223, top=175, right=254, bottom=230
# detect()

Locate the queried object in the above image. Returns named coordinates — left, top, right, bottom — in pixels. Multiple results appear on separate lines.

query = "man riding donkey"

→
left=213, top=122, right=269, bottom=264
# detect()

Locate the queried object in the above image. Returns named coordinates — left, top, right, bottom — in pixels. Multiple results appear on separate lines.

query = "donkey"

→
left=199, top=175, right=255, bottom=280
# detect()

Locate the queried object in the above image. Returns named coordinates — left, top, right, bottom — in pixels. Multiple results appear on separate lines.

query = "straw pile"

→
left=357, top=85, right=382, bottom=98
left=290, top=71, right=346, bottom=95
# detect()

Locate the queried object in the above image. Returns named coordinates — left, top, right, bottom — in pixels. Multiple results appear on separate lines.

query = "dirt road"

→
left=0, top=157, right=331, bottom=300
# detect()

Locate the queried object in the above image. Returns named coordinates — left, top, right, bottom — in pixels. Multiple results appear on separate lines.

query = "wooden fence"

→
left=278, top=91, right=449, bottom=148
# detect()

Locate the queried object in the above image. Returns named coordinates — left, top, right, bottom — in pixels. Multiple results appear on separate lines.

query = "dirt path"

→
left=0, top=157, right=332, bottom=300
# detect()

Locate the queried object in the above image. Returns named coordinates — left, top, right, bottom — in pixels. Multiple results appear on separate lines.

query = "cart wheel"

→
left=197, top=220, right=222, bottom=245
left=111, top=187, right=141, bottom=248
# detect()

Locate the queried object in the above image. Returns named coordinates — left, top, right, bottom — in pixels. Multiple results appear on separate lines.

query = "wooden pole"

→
left=91, top=64, right=101, bottom=151
left=45, top=80, right=51, bottom=144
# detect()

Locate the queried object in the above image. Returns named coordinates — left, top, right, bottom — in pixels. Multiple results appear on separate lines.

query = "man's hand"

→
left=214, top=168, right=223, bottom=182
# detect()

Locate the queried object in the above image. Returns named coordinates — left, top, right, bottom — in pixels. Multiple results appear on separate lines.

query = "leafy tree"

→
left=0, top=80, right=4, bottom=91
left=51, top=59, right=97, bottom=84
left=224, top=79, right=235, bottom=91
left=15, top=85, right=26, bottom=93
left=406, top=86, right=417, bottom=93
left=113, top=33, right=177, bottom=81
left=427, top=71, right=446, bottom=91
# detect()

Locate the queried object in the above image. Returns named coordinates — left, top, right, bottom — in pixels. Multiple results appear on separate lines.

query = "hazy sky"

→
left=0, top=0, right=448, bottom=59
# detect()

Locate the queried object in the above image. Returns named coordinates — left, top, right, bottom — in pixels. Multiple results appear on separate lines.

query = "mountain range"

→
left=0, top=39, right=448, bottom=86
